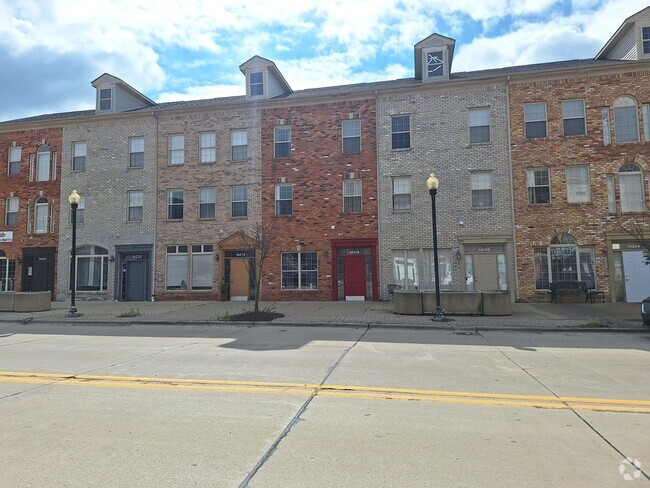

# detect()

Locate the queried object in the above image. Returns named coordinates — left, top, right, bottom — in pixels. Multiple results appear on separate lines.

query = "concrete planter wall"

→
left=394, top=290, right=512, bottom=316
left=0, top=292, right=51, bottom=312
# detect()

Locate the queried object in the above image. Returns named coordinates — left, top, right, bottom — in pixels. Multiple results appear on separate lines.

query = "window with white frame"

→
left=566, top=165, right=590, bottom=203
left=527, top=168, right=550, bottom=204
left=619, top=163, right=645, bottom=212
left=191, top=244, right=213, bottom=290
left=167, top=189, right=184, bottom=220
left=426, top=51, right=444, bottom=77
left=199, top=132, right=216, bottom=163
left=71, top=195, right=85, bottom=224
left=8, top=147, right=21, bottom=175
left=0, top=256, right=16, bottom=292
left=99, top=89, right=112, bottom=111
left=423, top=249, right=453, bottom=290
left=166, top=245, right=188, bottom=290
left=281, top=252, right=317, bottom=290
left=391, top=115, right=410, bottom=149
left=72, top=142, right=86, bottom=171
left=36, top=145, right=50, bottom=181
left=343, top=179, right=361, bottom=213
left=469, top=108, right=490, bottom=143
left=168, top=134, right=185, bottom=165
left=342, top=120, right=361, bottom=154
left=534, top=234, right=595, bottom=290
left=199, top=187, right=216, bottom=219
left=129, top=137, right=144, bottom=168
left=5, top=197, right=18, bottom=226
left=250, top=72, right=264, bottom=96
left=524, top=103, right=547, bottom=139
left=231, top=130, right=248, bottom=161
left=128, top=191, right=143, bottom=222
left=274, top=126, right=291, bottom=158
left=392, top=248, right=454, bottom=291
left=471, top=171, right=493, bottom=207
left=562, top=100, right=586, bottom=136
left=34, top=196, right=48, bottom=233
left=275, top=183, right=292, bottom=216
left=392, top=249, right=419, bottom=289
left=392, top=176, right=411, bottom=210
left=613, top=96, right=639, bottom=143
left=643, top=26, right=650, bottom=54
left=75, top=245, right=108, bottom=292
left=231, top=186, right=248, bottom=217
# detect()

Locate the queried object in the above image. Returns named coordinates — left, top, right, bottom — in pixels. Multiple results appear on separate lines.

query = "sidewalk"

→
left=0, top=299, right=647, bottom=331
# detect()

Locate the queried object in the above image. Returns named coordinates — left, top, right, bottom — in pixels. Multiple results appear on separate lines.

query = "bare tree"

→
left=237, top=220, right=277, bottom=313
left=615, top=209, right=650, bottom=265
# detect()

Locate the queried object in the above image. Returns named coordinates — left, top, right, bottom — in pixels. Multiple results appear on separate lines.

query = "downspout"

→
left=151, top=110, right=158, bottom=301
left=374, top=88, right=384, bottom=300
left=505, top=76, right=520, bottom=302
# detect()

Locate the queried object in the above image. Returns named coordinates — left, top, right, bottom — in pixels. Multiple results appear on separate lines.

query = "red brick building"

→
left=0, top=127, right=62, bottom=298
left=260, top=96, right=379, bottom=301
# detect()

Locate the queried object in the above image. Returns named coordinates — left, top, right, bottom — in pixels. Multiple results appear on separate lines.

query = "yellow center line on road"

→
left=1, top=370, right=648, bottom=414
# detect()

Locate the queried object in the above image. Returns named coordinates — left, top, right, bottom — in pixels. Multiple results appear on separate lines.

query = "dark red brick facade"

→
left=260, top=98, right=379, bottom=301
left=509, top=67, right=650, bottom=302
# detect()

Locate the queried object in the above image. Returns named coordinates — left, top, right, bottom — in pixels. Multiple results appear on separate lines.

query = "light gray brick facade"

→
left=57, top=115, right=157, bottom=301
left=377, top=82, right=516, bottom=299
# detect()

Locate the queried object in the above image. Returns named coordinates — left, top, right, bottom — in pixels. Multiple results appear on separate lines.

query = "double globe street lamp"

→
left=66, top=189, right=81, bottom=318
left=426, top=173, right=444, bottom=320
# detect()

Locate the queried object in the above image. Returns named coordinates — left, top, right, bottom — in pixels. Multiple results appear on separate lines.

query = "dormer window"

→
left=427, top=51, right=444, bottom=77
left=99, top=88, right=112, bottom=111
left=643, top=26, right=650, bottom=54
left=250, top=72, right=264, bottom=96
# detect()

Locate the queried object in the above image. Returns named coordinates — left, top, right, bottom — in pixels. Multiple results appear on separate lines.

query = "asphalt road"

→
left=0, top=323, right=649, bottom=487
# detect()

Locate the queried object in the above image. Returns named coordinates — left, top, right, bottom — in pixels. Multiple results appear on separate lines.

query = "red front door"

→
left=344, top=255, right=366, bottom=300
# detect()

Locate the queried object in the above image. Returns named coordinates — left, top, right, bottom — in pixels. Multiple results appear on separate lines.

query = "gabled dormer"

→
left=239, top=56, right=292, bottom=101
left=414, top=34, right=455, bottom=82
left=596, top=7, right=650, bottom=60
left=90, top=73, right=155, bottom=115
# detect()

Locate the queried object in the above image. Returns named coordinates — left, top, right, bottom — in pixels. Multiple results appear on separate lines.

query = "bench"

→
left=549, top=281, right=603, bottom=304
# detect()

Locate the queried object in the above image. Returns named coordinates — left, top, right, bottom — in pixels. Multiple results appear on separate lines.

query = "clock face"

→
left=427, top=51, right=444, bottom=77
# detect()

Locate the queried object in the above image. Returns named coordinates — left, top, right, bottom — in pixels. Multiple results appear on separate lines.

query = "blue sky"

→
left=0, top=0, right=647, bottom=121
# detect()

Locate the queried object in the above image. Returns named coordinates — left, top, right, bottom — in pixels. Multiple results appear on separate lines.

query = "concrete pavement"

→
left=0, top=298, right=646, bottom=331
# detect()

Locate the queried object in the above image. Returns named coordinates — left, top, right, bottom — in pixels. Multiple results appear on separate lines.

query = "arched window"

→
left=619, top=163, right=645, bottom=212
left=36, top=145, right=51, bottom=181
left=613, top=96, right=639, bottom=143
left=534, top=234, right=595, bottom=289
left=34, top=196, right=48, bottom=233
left=75, top=245, right=109, bottom=292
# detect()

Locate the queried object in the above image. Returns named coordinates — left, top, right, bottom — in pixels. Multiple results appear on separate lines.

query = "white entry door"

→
left=622, top=251, right=650, bottom=302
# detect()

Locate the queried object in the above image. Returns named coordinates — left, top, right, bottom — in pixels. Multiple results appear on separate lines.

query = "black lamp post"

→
left=426, top=173, right=444, bottom=320
left=66, top=190, right=80, bottom=318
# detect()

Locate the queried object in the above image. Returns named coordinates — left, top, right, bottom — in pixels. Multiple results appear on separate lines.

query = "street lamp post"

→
left=426, top=173, right=444, bottom=320
left=66, top=190, right=81, bottom=318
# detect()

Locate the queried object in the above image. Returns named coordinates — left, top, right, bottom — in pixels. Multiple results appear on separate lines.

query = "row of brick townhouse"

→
left=1, top=7, right=649, bottom=304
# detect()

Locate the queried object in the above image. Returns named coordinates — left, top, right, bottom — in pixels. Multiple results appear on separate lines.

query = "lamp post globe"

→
left=66, top=190, right=81, bottom=318
left=427, top=173, right=444, bottom=320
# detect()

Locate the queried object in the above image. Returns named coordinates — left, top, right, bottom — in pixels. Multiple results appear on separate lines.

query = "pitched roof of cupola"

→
left=90, top=73, right=155, bottom=115
left=239, top=55, right=292, bottom=101
left=414, top=33, right=456, bottom=82
left=596, top=6, right=650, bottom=60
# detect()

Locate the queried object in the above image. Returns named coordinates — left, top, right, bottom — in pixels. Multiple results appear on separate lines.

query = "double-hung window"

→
left=274, top=127, right=291, bottom=158
left=128, top=191, right=143, bottom=222
left=527, top=168, right=550, bottom=204
left=199, top=132, right=216, bottom=163
left=619, top=163, right=645, bottom=212
left=566, top=166, right=590, bottom=203
left=231, top=130, right=248, bottom=161
left=99, top=89, right=112, bottom=111
left=231, top=186, right=248, bottom=217
left=199, top=187, right=216, bottom=219
left=168, top=134, right=184, bottom=165
left=562, top=100, right=586, bottom=136
left=191, top=244, right=213, bottom=290
left=72, top=142, right=86, bottom=171
left=281, top=252, right=317, bottom=290
left=469, top=108, right=490, bottom=143
left=8, top=147, right=21, bottom=175
left=524, top=103, right=547, bottom=139
left=129, top=137, right=144, bottom=168
left=643, top=26, right=650, bottom=54
left=342, top=120, right=361, bottom=154
left=343, top=179, right=361, bottom=213
left=167, top=190, right=184, bottom=220
left=471, top=171, right=493, bottom=207
left=250, top=72, right=264, bottom=96
left=36, top=145, right=51, bottom=181
left=5, top=197, right=18, bottom=226
left=391, top=115, right=410, bottom=149
left=392, top=176, right=411, bottom=210
left=613, top=96, right=639, bottom=143
left=275, top=184, right=293, bottom=216
left=34, top=196, right=49, bottom=233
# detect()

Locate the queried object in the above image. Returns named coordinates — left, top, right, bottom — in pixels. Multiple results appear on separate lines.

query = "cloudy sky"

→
left=0, top=0, right=647, bottom=121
